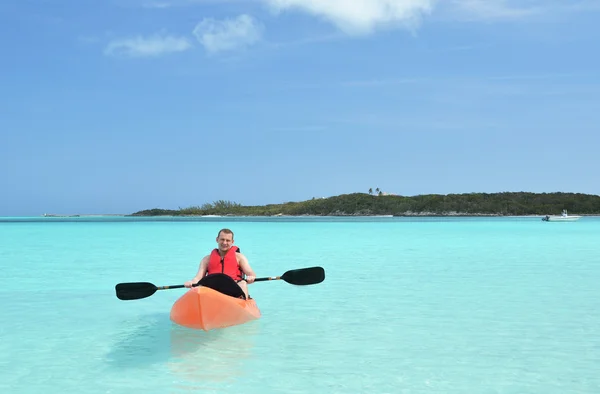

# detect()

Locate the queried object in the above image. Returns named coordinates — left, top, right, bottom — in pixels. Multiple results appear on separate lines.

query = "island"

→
left=129, top=191, right=600, bottom=217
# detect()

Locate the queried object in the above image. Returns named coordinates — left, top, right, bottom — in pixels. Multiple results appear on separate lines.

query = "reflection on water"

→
left=168, top=321, right=260, bottom=391
left=104, top=312, right=260, bottom=391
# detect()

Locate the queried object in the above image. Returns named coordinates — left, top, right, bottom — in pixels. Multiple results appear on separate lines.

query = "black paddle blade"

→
left=281, top=266, right=325, bottom=285
left=115, top=282, right=158, bottom=300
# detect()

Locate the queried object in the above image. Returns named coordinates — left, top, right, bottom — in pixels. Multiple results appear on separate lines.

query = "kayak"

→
left=169, top=273, right=261, bottom=331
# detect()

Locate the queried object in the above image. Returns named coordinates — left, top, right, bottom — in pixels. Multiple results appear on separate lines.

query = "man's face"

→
left=216, top=232, right=233, bottom=251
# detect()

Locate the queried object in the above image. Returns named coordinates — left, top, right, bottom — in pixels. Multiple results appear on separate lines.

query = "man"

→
left=184, top=228, right=256, bottom=299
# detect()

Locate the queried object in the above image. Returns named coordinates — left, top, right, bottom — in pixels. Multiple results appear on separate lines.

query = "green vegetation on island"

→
left=130, top=191, right=600, bottom=217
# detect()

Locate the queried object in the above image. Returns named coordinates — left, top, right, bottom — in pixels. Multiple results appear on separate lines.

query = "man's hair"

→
left=217, top=228, right=234, bottom=238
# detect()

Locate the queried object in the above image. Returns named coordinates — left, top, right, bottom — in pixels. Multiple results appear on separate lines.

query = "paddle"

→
left=115, top=266, right=325, bottom=301
left=253, top=266, right=325, bottom=285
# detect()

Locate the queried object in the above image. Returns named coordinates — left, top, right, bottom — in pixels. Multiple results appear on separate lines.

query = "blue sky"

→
left=1, top=0, right=599, bottom=216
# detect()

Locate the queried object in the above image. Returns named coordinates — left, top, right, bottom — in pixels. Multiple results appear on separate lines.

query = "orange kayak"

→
left=169, top=273, right=261, bottom=331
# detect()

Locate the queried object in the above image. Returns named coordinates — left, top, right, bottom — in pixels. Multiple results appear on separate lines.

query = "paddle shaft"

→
left=253, top=276, right=281, bottom=282
left=159, top=273, right=306, bottom=288
left=157, top=284, right=186, bottom=290
left=159, top=276, right=277, bottom=289
left=157, top=283, right=202, bottom=290
left=157, top=276, right=277, bottom=290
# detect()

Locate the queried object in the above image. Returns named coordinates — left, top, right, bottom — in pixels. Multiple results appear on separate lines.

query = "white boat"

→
left=542, top=209, right=581, bottom=222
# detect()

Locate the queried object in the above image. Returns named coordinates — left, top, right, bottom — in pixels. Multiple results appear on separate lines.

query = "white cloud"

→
left=193, top=14, right=264, bottom=54
left=258, top=0, right=600, bottom=36
left=261, top=0, right=435, bottom=35
left=441, top=0, right=600, bottom=22
left=449, top=0, right=540, bottom=21
left=104, top=32, right=192, bottom=57
left=106, top=0, right=599, bottom=60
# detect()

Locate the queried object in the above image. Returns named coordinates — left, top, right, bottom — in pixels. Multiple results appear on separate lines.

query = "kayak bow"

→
left=169, top=273, right=261, bottom=331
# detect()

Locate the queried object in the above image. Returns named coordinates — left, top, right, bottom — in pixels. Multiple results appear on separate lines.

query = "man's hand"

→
left=246, top=275, right=256, bottom=284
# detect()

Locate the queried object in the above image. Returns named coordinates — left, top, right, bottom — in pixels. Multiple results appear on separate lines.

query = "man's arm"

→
left=184, top=255, right=209, bottom=287
left=237, top=253, right=256, bottom=283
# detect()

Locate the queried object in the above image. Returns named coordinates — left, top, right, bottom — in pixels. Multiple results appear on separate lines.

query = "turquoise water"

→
left=1, top=216, right=599, bottom=393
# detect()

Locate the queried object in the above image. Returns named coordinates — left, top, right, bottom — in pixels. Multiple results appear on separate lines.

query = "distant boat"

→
left=542, top=209, right=581, bottom=222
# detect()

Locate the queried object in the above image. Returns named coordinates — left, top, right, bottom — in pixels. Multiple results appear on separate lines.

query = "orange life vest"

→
left=206, top=246, right=243, bottom=281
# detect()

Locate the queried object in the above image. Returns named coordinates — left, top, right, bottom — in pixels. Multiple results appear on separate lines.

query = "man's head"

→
left=216, top=228, right=234, bottom=252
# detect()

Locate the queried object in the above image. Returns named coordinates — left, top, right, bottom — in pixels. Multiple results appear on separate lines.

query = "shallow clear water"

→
left=1, top=216, right=599, bottom=393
